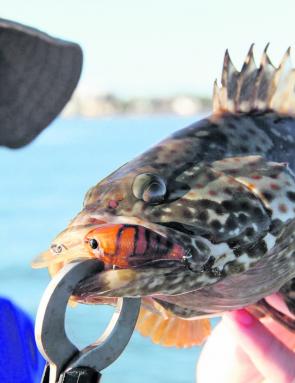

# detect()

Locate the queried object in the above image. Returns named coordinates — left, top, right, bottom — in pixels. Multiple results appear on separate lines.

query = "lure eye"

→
left=89, top=238, right=99, bottom=250
left=132, top=173, right=167, bottom=204
left=51, top=244, right=64, bottom=254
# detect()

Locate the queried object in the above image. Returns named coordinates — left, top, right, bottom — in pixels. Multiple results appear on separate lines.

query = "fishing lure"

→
left=33, top=45, right=295, bottom=347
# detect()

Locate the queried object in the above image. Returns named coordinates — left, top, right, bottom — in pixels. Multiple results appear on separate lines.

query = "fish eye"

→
left=132, top=173, right=167, bottom=204
left=89, top=238, right=99, bottom=250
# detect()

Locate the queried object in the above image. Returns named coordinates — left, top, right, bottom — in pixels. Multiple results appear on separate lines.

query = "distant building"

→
left=62, top=92, right=210, bottom=118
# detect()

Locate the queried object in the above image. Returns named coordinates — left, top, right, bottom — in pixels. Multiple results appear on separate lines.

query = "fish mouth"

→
left=32, top=219, right=190, bottom=297
left=30, top=213, right=184, bottom=270
left=72, top=222, right=191, bottom=301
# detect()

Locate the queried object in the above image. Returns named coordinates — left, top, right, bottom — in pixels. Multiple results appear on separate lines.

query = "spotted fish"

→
left=33, top=45, right=295, bottom=347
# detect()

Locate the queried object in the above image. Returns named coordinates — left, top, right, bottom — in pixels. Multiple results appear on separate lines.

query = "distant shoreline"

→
left=62, top=93, right=211, bottom=118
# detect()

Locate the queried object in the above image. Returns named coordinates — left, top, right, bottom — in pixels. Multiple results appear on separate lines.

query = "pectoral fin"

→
left=136, top=300, right=211, bottom=348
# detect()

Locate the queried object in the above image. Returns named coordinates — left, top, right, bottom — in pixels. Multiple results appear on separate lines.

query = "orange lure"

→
left=84, top=224, right=186, bottom=269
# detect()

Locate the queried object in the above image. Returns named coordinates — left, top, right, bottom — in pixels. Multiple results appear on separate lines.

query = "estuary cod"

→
left=33, top=46, right=295, bottom=347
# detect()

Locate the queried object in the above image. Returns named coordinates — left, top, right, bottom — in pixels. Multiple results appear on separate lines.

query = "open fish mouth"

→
left=72, top=222, right=227, bottom=301
left=70, top=222, right=205, bottom=300
left=33, top=221, right=192, bottom=297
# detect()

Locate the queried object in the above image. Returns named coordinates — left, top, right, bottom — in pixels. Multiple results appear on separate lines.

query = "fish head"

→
left=35, top=147, right=280, bottom=298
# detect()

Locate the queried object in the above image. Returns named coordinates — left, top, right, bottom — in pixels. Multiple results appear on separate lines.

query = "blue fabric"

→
left=0, top=297, right=45, bottom=383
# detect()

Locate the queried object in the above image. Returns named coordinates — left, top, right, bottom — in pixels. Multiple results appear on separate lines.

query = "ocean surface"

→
left=0, top=115, right=209, bottom=383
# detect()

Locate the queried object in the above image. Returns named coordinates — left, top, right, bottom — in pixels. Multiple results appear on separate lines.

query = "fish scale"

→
left=33, top=46, right=295, bottom=347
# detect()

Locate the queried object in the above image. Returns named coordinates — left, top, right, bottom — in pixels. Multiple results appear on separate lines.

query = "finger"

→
left=224, top=309, right=295, bottom=383
left=197, top=320, right=262, bottom=383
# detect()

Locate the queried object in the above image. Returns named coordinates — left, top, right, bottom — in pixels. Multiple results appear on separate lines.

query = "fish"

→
left=32, top=45, right=295, bottom=347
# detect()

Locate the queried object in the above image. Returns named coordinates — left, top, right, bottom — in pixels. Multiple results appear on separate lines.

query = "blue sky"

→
left=1, top=0, right=295, bottom=97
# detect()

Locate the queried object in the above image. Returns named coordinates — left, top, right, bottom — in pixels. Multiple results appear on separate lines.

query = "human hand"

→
left=196, top=295, right=295, bottom=383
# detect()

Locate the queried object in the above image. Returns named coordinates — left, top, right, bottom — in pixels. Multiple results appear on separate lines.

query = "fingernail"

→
left=230, top=309, right=254, bottom=327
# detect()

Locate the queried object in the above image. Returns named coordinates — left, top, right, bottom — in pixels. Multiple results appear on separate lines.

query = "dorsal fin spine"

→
left=213, top=45, right=295, bottom=116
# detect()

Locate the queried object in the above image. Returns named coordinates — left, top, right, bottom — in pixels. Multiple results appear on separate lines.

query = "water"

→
left=0, top=115, right=206, bottom=382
